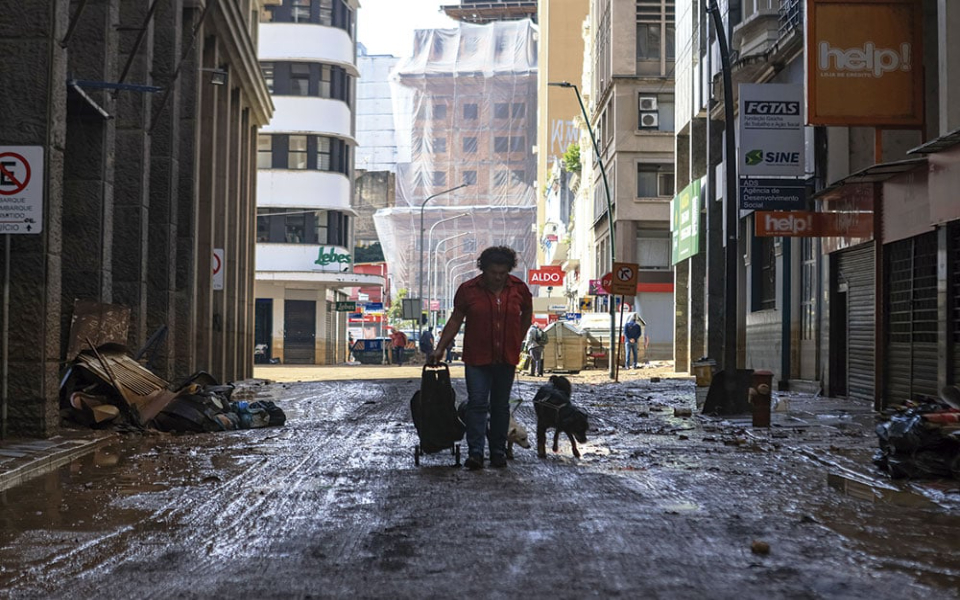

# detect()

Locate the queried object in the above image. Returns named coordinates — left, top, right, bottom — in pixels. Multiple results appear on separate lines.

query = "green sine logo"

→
left=745, top=149, right=763, bottom=166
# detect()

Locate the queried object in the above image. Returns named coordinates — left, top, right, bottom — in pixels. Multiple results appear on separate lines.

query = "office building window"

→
left=260, top=62, right=274, bottom=93
left=317, top=136, right=332, bottom=171
left=463, top=170, right=477, bottom=186
left=636, top=0, right=676, bottom=76
left=494, top=137, right=509, bottom=152
left=753, top=232, right=777, bottom=311
left=493, top=169, right=509, bottom=187
left=433, top=103, right=447, bottom=119
left=288, top=135, right=308, bottom=169
left=509, top=136, right=525, bottom=152
left=290, top=63, right=310, bottom=96
left=462, top=136, right=478, bottom=153
left=511, top=170, right=525, bottom=184
left=291, top=0, right=310, bottom=22
left=494, top=103, right=509, bottom=119
left=512, top=102, right=525, bottom=118
left=258, top=135, right=273, bottom=169
left=636, top=229, right=671, bottom=270
left=463, top=103, right=478, bottom=119
left=433, top=137, right=447, bottom=153
left=638, top=93, right=675, bottom=132
left=433, top=171, right=446, bottom=186
left=637, top=164, right=673, bottom=197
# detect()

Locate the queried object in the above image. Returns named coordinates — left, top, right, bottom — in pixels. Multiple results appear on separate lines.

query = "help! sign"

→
left=755, top=211, right=873, bottom=238
left=528, top=267, right=564, bottom=286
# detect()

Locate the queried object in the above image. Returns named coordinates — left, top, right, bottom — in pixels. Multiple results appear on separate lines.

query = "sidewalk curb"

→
left=0, top=433, right=116, bottom=493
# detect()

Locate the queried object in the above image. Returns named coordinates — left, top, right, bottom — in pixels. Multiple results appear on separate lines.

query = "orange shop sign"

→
left=806, top=0, right=923, bottom=126
left=755, top=211, right=873, bottom=237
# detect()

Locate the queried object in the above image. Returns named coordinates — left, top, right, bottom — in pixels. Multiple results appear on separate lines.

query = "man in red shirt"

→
left=431, top=246, right=532, bottom=470
left=389, top=328, right=408, bottom=366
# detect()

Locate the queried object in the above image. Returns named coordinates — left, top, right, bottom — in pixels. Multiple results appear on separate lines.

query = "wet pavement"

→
left=0, top=368, right=958, bottom=598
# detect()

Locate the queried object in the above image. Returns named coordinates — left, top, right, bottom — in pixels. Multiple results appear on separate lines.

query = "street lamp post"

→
left=419, top=184, right=469, bottom=340
left=430, top=231, right=470, bottom=327
left=548, top=81, right=617, bottom=379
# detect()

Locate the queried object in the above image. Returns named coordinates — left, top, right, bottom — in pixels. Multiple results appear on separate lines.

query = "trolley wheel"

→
left=414, top=445, right=421, bottom=466
left=454, top=444, right=461, bottom=467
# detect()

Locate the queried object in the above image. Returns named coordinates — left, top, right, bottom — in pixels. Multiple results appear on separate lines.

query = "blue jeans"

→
left=625, top=341, right=639, bottom=367
left=464, top=364, right=515, bottom=459
left=393, top=347, right=404, bottom=365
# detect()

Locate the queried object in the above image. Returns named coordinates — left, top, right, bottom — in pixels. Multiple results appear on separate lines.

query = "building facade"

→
left=373, top=19, right=538, bottom=318
left=673, top=0, right=960, bottom=407
left=0, top=0, right=273, bottom=436
left=255, top=0, right=382, bottom=365
left=564, top=0, right=677, bottom=359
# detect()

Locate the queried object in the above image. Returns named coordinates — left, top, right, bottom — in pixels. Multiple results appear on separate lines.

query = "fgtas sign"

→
left=314, top=246, right=352, bottom=271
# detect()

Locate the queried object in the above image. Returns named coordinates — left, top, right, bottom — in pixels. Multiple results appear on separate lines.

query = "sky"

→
left=357, top=0, right=458, bottom=58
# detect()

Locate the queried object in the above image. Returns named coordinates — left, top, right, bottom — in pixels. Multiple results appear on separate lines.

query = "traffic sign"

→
left=212, top=249, right=224, bottom=290
left=611, top=262, right=639, bottom=296
left=600, top=272, right=612, bottom=294
left=0, top=146, right=43, bottom=234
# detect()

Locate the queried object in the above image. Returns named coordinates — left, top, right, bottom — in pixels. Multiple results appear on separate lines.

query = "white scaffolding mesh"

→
left=374, top=19, right=538, bottom=300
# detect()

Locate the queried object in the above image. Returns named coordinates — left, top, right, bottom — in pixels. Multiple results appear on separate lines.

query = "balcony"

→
left=262, top=97, right=356, bottom=142
left=779, top=0, right=803, bottom=39
left=257, top=170, right=352, bottom=212
left=259, top=23, right=358, bottom=76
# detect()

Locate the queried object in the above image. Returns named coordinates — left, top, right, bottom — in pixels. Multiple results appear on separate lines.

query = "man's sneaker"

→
left=489, top=454, right=507, bottom=468
left=464, top=455, right=484, bottom=470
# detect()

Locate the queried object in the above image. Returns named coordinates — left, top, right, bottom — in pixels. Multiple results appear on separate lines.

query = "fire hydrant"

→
left=749, top=370, right=773, bottom=427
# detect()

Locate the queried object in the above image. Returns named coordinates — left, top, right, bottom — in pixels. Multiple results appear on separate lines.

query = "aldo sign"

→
left=528, top=267, right=565, bottom=286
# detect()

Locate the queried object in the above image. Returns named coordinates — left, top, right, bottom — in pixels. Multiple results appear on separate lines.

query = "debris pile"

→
left=58, top=300, right=285, bottom=434
left=874, top=391, right=960, bottom=480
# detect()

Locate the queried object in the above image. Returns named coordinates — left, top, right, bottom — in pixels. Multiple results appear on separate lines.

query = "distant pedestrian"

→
left=624, top=315, right=642, bottom=369
left=419, top=326, right=435, bottom=360
left=429, top=246, right=533, bottom=470
left=524, top=323, right=546, bottom=377
left=390, top=328, right=408, bottom=366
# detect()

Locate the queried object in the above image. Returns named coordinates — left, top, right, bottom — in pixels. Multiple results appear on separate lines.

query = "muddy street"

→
left=1, top=373, right=958, bottom=599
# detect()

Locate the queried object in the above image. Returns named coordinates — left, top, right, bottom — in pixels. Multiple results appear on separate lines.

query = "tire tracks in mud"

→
left=5, top=379, right=416, bottom=598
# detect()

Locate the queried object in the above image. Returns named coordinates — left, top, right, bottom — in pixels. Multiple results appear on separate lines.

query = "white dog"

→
left=506, top=415, right=531, bottom=459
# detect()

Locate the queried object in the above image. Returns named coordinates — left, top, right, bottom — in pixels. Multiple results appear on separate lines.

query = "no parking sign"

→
left=0, top=146, right=43, bottom=234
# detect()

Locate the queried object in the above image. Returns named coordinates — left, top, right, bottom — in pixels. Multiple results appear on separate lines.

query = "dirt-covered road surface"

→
left=1, top=366, right=958, bottom=599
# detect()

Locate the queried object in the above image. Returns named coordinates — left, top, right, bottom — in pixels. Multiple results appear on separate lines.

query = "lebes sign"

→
left=807, top=0, right=923, bottom=126
left=528, top=267, right=565, bottom=286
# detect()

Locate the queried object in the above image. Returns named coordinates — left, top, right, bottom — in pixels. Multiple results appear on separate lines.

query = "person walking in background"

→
left=429, top=246, right=532, bottom=470
left=390, top=328, right=408, bottom=366
left=624, top=314, right=642, bottom=369
left=524, top=323, right=546, bottom=377
left=419, top=326, right=435, bottom=361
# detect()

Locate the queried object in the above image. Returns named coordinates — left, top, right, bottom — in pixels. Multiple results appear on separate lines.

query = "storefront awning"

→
left=908, top=125, right=960, bottom=155
left=811, top=157, right=927, bottom=203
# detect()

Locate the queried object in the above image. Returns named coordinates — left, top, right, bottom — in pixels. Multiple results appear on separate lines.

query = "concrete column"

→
left=146, top=0, right=183, bottom=380
left=674, top=261, right=690, bottom=372
left=194, top=35, right=218, bottom=374
left=224, top=88, right=241, bottom=381
left=210, top=50, right=229, bottom=380
left=939, top=0, right=960, bottom=135
left=173, top=14, right=204, bottom=378
left=0, top=0, right=69, bottom=436
left=113, top=0, right=154, bottom=349
left=239, top=114, right=255, bottom=377
left=61, top=0, right=119, bottom=354
left=705, top=119, right=724, bottom=362
left=689, top=230, right=707, bottom=365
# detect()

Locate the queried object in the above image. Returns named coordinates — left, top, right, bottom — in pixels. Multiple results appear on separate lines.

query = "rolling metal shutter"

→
left=952, top=223, right=960, bottom=385
left=885, top=232, right=939, bottom=402
left=839, top=245, right=875, bottom=402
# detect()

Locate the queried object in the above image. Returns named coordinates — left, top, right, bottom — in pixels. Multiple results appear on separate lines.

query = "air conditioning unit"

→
left=639, top=96, right=658, bottom=111
left=640, top=112, right=659, bottom=128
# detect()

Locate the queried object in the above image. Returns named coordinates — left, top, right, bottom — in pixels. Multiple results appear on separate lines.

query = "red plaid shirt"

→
left=454, top=274, right=532, bottom=366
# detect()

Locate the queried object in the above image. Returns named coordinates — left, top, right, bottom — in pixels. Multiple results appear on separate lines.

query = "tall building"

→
left=255, top=0, right=383, bottom=365
left=356, top=45, right=401, bottom=173
left=0, top=0, right=273, bottom=436
left=373, top=19, right=538, bottom=318
left=442, top=0, right=538, bottom=24
left=568, top=0, right=677, bottom=359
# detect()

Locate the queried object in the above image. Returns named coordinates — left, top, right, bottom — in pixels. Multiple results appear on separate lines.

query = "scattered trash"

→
left=751, top=540, right=770, bottom=555
left=874, top=394, right=960, bottom=480
left=673, top=407, right=692, bottom=417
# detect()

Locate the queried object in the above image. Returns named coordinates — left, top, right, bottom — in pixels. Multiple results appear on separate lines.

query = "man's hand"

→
left=428, top=349, right=444, bottom=365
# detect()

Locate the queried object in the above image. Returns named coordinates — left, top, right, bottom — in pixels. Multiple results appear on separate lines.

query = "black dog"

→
left=533, top=375, right=588, bottom=458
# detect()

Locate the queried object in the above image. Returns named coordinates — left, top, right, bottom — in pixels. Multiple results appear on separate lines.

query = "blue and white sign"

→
left=363, top=302, right=384, bottom=312
left=739, top=177, right=808, bottom=211
left=738, top=84, right=804, bottom=177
